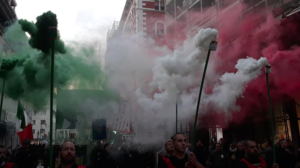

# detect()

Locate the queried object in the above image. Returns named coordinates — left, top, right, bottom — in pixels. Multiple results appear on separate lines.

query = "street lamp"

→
left=265, top=64, right=276, bottom=163
left=191, top=41, right=218, bottom=152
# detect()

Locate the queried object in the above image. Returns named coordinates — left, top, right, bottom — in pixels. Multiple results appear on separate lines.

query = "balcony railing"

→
left=0, top=0, right=17, bottom=21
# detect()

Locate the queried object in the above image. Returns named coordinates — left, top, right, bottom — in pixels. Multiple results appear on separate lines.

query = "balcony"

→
left=0, top=0, right=17, bottom=35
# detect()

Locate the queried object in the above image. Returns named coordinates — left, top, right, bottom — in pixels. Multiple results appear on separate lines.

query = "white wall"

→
left=0, top=95, right=19, bottom=147
left=0, top=95, right=57, bottom=146
left=31, top=105, right=56, bottom=140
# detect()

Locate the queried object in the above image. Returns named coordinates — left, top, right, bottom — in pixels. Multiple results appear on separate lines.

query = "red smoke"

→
left=160, top=3, right=300, bottom=125
left=143, top=2, right=300, bottom=127
left=215, top=5, right=300, bottom=124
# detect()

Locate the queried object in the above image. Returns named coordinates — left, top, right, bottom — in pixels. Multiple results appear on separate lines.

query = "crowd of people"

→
left=0, top=135, right=299, bottom=168
left=0, top=138, right=157, bottom=168
left=158, top=135, right=300, bottom=168
left=0, top=139, right=42, bottom=168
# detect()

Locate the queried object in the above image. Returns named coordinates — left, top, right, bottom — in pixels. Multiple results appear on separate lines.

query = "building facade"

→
left=0, top=0, right=18, bottom=148
left=26, top=104, right=56, bottom=143
left=0, top=96, right=18, bottom=147
left=118, top=0, right=166, bottom=43
left=0, top=0, right=17, bottom=33
left=0, top=98, right=56, bottom=147
left=165, top=0, right=300, bottom=42
left=162, top=0, right=300, bottom=149
left=0, top=0, right=17, bottom=55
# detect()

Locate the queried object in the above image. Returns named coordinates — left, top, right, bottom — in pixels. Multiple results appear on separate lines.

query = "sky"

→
left=15, top=0, right=126, bottom=47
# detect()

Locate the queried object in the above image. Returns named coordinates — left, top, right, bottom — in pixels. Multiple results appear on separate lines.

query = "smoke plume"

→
left=106, top=27, right=269, bottom=144
left=0, top=11, right=106, bottom=109
left=106, top=4, right=300, bottom=144
left=2, top=3, right=300, bottom=146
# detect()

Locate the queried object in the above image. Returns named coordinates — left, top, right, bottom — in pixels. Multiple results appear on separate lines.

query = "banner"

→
left=110, top=101, right=132, bottom=134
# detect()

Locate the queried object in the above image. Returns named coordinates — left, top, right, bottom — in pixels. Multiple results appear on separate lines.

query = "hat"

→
left=23, top=138, right=30, bottom=144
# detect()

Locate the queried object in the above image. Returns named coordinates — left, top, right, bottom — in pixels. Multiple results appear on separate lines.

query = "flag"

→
left=16, top=101, right=33, bottom=144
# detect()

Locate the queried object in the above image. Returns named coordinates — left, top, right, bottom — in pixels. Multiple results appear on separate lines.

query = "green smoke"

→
left=0, top=11, right=110, bottom=109
left=18, top=11, right=66, bottom=54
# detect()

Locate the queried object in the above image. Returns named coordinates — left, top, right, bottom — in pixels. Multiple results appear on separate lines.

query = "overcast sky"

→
left=15, top=0, right=126, bottom=46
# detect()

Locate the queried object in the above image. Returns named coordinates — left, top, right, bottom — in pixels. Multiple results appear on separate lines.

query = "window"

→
left=161, top=0, right=165, bottom=11
left=155, top=0, right=165, bottom=11
left=32, top=129, right=35, bottom=135
left=157, top=29, right=164, bottom=35
left=40, top=110, right=47, bottom=115
left=40, top=129, right=45, bottom=135
left=157, top=25, right=165, bottom=35
left=33, top=120, right=35, bottom=125
left=41, top=120, right=46, bottom=125
left=155, top=21, right=165, bottom=35
left=155, top=0, right=159, bottom=10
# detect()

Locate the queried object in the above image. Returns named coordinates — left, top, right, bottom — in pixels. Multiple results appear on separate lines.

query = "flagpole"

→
left=191, top=41, right=217, bottom=154
left=0, top=77, right=5, bottom=120
left=265, top=64, right=276, bottom=163
left=49, top=27, right=57, bottom=168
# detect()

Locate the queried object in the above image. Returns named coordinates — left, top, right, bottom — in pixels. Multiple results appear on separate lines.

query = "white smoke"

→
left=107, top=28, right=219, bottom=144
left=105, top=34, right=172, bottom=144
left=203, top=57, right=268, bottom=112
left=136, top=28, right=218, bottom=119
left=105, top=28, right=268, bottom=145
left=105, top=35, right=170, bottom=98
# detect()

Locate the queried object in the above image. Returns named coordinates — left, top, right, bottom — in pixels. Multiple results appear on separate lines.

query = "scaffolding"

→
left=164, top=0, right=300, bottom=41
left=273, top=0, right=300, bottom=19
left=106, top=21, right=120, bottom=43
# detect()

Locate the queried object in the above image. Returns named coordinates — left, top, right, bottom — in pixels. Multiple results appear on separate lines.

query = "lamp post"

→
left=49, top=27, right=57, bottom=168
left=265, top=64, right=276, bottom=163
left=191, top=41, right=218, bottom=152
